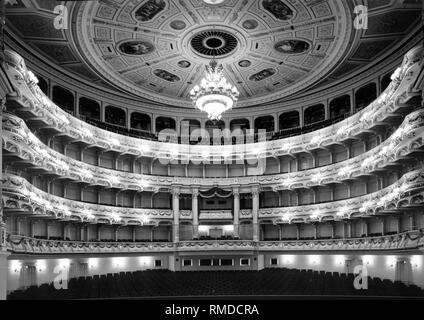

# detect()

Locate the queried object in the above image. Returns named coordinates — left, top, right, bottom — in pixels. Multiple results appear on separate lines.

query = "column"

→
left=233, top=188, right=240, bottom=239
left=296, top=224, right=300, bottom=240
left=126, top=111, right=131, bottom=129
left=16, top=217, right=21, bottom=235
left=396, top=216, right=401, bottom=234
left=278, top=224, right=282, bottom=241
left=313, top=223, right=318, bottom=240
left=132, top=226, right=136, bottom=242
left=192, top=188, right=199, bottom=239
left=346, top=144, right=351, bottom=159
left=150, top=226, right=154, bottom=242
left=252, top=187, right=259, bottom=242
left=363, top=219, right=369, bottom=237
left=381, top=217, right=385, bottom=236
left=80, top=225, right=85, bottom=241
left=114, top=226, right=119, bottom=242
left=132, top=158, right=138, bottom=173
left=172, top=188, right=180, bottom=243
left=311, top=187, right=317, bottom=203
left=299, top=108, right=304, bottom=127
left=97, top=225, right=101, bottom=241
left=273, top=114, right=278, bottom=133
left=62, top=223, right=67, bottom=240
left=409, top=214, right=415, bottom=231
left=30, top=220, right=35, bottom=238
left=331, top=222, right=335, bottom=239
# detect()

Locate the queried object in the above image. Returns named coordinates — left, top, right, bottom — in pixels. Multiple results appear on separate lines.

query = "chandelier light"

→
left=190, top=59, right=239, bottom=121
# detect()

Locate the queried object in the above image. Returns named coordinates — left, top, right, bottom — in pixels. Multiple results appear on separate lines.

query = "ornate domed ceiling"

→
left=4, top=0, right=423, bottom=109
left=74, top=0, right=352, bottom=107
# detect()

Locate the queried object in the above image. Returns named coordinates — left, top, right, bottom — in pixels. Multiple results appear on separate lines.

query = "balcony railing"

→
left=2, top=169, right=424, bottom=225
left=6, top=230, right=423, bottom=254
left=3, top=45, right=423, bottom=160
left=3, top=108, right=423, bottom=190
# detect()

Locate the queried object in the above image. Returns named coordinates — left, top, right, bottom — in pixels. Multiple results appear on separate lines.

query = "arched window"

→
left=279, top=111, right=300, bottom=130
left=52, top=86, right=74, bottom=114
left=355, top=83, right=377, bottom=111
left=381, top=72, right=392, bottom=92
left=37, top=75, right=48, bottom=96
left=131, top=112, right=151, bottom=131
left=329, top=95, right=350, bottom=119
left=156, top=117, right=176, bottom=132
left=105, top=105, right=126, bottom=127
left=254, top=116, right=275, bottom=132
left=230, top=119, right=250, bottom=132
left=79, top=97, right=100, bottom=120
left=304, top=104, right=325, bottom=125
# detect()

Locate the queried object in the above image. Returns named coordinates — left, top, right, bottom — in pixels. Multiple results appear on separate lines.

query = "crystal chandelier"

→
left=190, top=59, right=239, bottom=121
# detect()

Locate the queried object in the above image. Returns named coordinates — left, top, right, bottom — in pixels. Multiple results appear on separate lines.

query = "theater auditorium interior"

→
left=0, top=0, right=423, bottom=301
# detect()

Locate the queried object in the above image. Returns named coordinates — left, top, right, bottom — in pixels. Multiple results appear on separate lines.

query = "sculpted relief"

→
left=274, top=40, right=310, bottom=54
left=262, top=0, right=294, bottom=21
left=135, top=0, right=166, bottom=22
left=249, top=68, right=276, bottom=82
left=118, top=40, right=155, bottom=55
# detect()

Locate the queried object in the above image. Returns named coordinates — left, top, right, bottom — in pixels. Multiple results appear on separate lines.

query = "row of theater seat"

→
left=8, top=268, right=424, bottom=300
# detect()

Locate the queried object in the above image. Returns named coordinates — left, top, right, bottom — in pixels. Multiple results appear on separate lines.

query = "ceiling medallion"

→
left=190, top=59, right=239, bottom=121
left=191, top=30, right=238, bottom=57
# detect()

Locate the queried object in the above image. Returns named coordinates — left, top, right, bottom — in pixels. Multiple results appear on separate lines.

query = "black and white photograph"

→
left=0, top=0, right=423, bottom=313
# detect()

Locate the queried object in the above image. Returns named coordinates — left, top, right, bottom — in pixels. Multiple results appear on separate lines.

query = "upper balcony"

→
left=2, top=45, right=423, bottom=161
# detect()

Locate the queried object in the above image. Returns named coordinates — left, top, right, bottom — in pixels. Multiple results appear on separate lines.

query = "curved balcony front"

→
left=2, top=169, right=424, bottom=225
left=2, top=46, right=423, bottom=160
left=3, top=109, right=424, bottom=191
left=6, top=230, right=423, bottom=255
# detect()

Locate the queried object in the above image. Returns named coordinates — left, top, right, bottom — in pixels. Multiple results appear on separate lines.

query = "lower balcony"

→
left=6, top=230, right=423, bottom=255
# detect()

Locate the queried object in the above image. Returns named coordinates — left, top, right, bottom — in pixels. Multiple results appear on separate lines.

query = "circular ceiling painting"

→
left=74, top=0, right=352, bottom=108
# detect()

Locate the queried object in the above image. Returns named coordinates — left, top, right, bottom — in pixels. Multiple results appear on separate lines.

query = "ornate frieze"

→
left=6, top=230, right=423, bottom=255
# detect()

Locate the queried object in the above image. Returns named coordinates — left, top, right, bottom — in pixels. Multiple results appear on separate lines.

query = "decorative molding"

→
left=6, top=230, right=423, bottom=254
left=2, top=174, right=174, bottom=225
left=2, top=108, right=423, bottom=190
left=1, top=45, right=423, bottom=160
left=258, top=169, right=424, bottom=223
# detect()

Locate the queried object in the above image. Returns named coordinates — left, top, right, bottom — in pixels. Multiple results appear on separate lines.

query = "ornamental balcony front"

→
left=2, top=169, right=424, bottom=225
left=3, top=108, right=424, bottom=191
left=2, top=45, right=423, bottom=161
left=6, top=230, right=423, bottom=255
